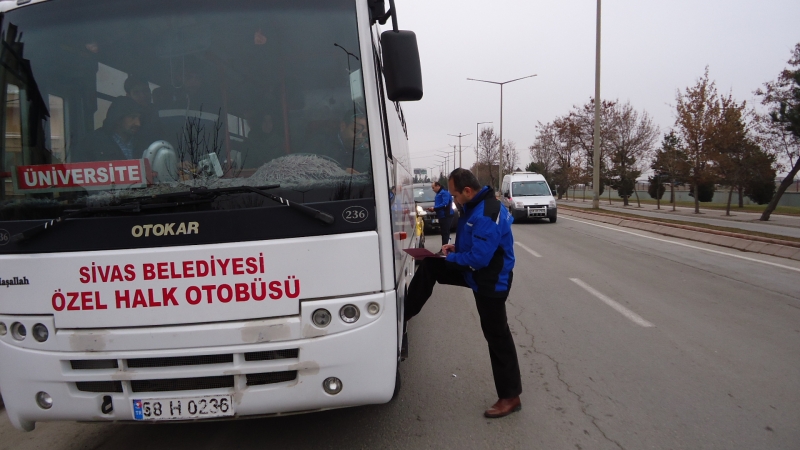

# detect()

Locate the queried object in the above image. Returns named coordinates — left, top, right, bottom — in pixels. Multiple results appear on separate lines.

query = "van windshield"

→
left=0, top=0, right=372, bottom=222
left=512, top=181, right=552, bottom=197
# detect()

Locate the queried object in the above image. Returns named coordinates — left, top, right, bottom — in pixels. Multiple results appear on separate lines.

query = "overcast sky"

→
left=396, top=0, right=800, bottom=176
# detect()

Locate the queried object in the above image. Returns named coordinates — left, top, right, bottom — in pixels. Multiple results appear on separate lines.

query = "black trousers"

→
left=438, top=215, right=453, bottom=247
left=405, top=258, right=522, bottom=399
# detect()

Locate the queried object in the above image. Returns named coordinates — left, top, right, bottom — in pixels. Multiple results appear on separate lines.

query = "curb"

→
left=560, top=208, right=800, bottom=262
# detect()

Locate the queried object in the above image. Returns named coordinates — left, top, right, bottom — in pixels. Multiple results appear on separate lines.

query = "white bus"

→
left=0, top=0, right=422, bottom=430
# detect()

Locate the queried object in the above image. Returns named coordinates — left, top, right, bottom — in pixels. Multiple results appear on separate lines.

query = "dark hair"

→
left=432, top=181, right=441, bottom=188
left=448, top=168, right=481, bottom=193
left=103, top=96, right=142, bottom=130
left=123, top=74, right=149, bottom=94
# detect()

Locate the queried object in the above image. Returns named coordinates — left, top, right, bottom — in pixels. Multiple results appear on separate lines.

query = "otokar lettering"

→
left=132, top=222, right=199, bottom=237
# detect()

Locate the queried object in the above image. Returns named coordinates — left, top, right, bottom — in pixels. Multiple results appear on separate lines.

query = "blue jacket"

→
left=445, top=186, right=515, bottom=297
left=433, top=189, right=453, bottom=218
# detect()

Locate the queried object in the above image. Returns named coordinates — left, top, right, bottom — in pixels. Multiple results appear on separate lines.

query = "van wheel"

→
left=549, top=216, right=557, bottom=223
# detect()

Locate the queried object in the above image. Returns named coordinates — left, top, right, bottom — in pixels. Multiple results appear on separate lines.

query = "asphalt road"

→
left=1, top=217, right=799, bottom=449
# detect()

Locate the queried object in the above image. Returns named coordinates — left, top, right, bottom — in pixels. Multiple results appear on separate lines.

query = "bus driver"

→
left=72, top=97, right=144, bottom=162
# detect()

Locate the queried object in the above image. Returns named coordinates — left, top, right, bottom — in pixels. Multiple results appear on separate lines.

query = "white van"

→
left=500, top=172, right=557, bottom=223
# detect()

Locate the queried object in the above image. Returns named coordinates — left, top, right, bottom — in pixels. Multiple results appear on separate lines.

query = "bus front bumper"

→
left=0, top=292, right=398, bottom=431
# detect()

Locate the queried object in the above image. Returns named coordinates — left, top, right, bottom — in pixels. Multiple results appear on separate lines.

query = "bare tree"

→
left=474, top=127, right=500, bottom=188
left=754, top=43, right=800, bottom=221
left=711, top=96, right=757, bottom=215
left=556, top=98, right=618, bottom=195
left=674, top=67, right=722, bottom=213
left=606, top=102, right=659, bottom=206
left=528, top=122, right=560, bottom=178
left=174, top=109, right=227, bottom=182
left=502, top=140, right=520, bottom=176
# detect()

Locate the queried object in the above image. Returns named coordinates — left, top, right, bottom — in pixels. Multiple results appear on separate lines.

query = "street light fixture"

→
left=467, top=74, right=537, bottom=188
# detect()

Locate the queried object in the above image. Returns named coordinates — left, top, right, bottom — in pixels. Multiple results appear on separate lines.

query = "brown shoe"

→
left=484, top=396, right=521, bottom=418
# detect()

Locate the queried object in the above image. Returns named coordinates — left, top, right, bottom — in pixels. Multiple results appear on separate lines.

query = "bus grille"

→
left=76, top=381, right=123, bottom=393
left=246, top=371, right=298, bottom=386
left=67, top=348, right=298, bottom=371
left=71, top=359, right=119, bottom=370
left=127, top=354, right=233, bottom=368
left=244, top=349, right=299, bottom=362
left=131, top=375, right=234, bottom=393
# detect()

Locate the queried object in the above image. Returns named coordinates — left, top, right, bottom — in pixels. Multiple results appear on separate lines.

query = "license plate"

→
left=132, top=395, right=234, bottom=421
left=432, top=219, right=438, bottom=223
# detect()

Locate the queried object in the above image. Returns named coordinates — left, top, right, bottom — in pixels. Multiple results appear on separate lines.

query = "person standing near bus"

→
left=427, top=181, right=454, bottom=248
left=406, top=168, right=522, bottom=418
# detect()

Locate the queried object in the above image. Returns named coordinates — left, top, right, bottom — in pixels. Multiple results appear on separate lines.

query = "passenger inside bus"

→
left=124, top=74, right=166, bottom=147
left=242, top=107, right=285, bottom=168
left=71, top=96, right=145, bottom=162
left=304, top=110, right=370, bottom=174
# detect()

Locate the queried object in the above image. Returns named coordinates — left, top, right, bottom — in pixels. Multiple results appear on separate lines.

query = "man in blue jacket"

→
left=406, top=168, right=521, bottom=418
left=427, top=181, right=454, bottom=248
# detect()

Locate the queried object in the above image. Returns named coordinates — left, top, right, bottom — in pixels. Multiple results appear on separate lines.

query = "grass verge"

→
left=559, top=204, right=800, bottom=245
left=578, top=197, right=800, bottom=216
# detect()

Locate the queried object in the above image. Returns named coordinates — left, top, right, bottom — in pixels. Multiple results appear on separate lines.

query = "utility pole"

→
left=448, top=133, right=472, bottom=168
left=592, top=0, right=602, bottom=209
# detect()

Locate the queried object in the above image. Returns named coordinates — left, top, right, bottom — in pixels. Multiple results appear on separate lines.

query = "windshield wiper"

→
left=138, top=185, right=335, bottom=225
left=12, top=203, right=144, bottom=243
left=11, top=185, right=334, bottom=243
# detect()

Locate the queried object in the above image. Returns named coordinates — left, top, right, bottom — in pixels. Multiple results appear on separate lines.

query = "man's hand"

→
left=441, top=244, right=455, bottom=256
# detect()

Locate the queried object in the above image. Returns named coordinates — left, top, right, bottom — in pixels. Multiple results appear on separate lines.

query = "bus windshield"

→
left=0, top=0, right=373, bottom=222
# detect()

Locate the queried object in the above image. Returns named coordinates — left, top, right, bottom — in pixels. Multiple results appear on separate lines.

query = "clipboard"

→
left=403, top=248, right=445, bottom=260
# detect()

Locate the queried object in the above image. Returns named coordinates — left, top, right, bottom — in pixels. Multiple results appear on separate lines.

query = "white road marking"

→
left=570, top=278, right=655, bottom=328
left=561, top=216, right=800, bottom=274
left=515, top=241, right=542, bottom=258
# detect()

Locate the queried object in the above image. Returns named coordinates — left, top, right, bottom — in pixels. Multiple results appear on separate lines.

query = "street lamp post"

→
left=592, top=0, right=602, bottom=209
left=468, top=75, right=537, bottom=189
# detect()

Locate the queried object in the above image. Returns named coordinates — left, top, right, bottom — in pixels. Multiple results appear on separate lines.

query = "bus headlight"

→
left=32, top=323, right=49, bottom=342
left=312, top=309, right=332, bottom=328
left=339, top=304, right=360, bottom=323
left=36, top=391, right=53, bottom=409
left=322, top=377, right=343, bottom=395
left=367, top=302, right=380, bottom=315
left=11, top=322, right=26, bottom=341
left=0, top=322, right=7, bottom=336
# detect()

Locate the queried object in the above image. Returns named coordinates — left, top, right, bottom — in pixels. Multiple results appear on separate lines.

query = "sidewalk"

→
left=560, top=199, right=800, bottom=239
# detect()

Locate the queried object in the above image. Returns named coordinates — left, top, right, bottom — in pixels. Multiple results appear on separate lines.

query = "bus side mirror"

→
left=381, top=30, right=423, bottom=101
